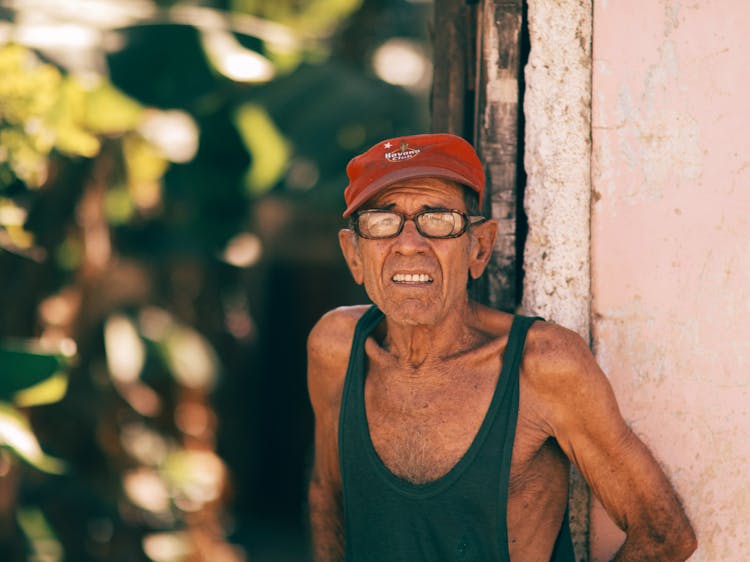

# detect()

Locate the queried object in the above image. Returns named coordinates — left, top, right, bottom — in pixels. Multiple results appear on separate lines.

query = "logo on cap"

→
left=385, top=141, right=421, bottom=162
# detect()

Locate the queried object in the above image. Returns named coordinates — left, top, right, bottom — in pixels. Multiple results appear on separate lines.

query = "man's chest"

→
left=363, top=366, right=499, bottom=484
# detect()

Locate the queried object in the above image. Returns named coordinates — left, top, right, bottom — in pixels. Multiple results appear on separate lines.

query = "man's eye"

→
left=371, top=214, right=398, bottom=226
left=423, top=213, right=455, bottom=228
left=425, top=213, right=452, bottom=224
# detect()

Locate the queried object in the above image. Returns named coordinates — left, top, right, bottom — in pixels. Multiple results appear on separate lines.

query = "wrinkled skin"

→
left=338, top=179, right=497, bottom=357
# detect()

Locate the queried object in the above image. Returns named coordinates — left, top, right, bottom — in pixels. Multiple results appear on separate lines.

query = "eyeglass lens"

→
left=356, top=210, right=467, bottom=239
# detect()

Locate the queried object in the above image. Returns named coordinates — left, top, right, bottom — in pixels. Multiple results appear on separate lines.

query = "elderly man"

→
left=307, top=133, right=696, bottom=561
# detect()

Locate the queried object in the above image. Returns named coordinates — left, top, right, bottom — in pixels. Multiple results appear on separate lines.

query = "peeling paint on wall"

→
left=591, top=1, right=750, bottom=559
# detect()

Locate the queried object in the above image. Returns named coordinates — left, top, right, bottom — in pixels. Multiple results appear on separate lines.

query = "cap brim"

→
left=342, top=166, right=482, bottom=217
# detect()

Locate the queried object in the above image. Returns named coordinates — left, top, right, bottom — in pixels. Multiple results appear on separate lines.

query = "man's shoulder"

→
left=521, top=319, right=596, bottom=391
left=308, top=305, right=372, bottom=356
left=518, top=320, right=611, bottom=435
left=307, top=305, right=371, bottom=405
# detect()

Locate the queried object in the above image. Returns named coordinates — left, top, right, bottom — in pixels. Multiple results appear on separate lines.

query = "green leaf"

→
left=0, top=345, right=64, bottom=400
left=16, top=506, right=64, bottom=562
left=13, top=372, right=69, bottom=408
left=123, top=133, right=169, bottom=184
left=48, top=79, right=101, bottom=158
left=234, top=103, right=291, bottom=195
left=83, top=81, right=144, bottom=134
left=0, top=403, right=66, bottom=474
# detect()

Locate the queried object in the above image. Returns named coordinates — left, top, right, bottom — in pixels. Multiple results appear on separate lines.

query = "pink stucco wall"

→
left=590, top=1, right=750, bottom=559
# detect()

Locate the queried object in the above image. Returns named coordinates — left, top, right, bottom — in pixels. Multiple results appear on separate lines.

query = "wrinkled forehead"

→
left=366, top=177, right=467, bottom=210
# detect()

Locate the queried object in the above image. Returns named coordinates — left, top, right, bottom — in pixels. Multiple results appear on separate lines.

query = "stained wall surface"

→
left=590, top=1, right=750, bottom=559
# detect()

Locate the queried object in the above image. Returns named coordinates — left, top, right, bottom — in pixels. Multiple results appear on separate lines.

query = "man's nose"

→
left=393, top=218, right=428, bottom=253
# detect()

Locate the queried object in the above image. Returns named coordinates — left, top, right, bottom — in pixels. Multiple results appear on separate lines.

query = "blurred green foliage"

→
left=0, top=43, right=159, bottom=261
left=0, top=0, right=431, bottom=560
left=235, top=103, right=292, bottom=194
left=0, top=44, right=144, bottom=190
left=16, top=506, right=63, bottom=562
left=232, top=0, right=362, bottom=38
left=0, top=403, right=66, bottom=474
left=0, top=347, right=65, bottom=400
left=0, top=345, right=68, bottom=474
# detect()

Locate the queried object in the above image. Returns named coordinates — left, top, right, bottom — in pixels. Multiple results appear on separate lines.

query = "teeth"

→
left=392, top=273, right=433, bottom=283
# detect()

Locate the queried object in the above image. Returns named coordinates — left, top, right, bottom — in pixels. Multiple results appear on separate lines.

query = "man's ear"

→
left=468, top=219, right=498, bottom=280
left=339, top=228, right=364, bottom=285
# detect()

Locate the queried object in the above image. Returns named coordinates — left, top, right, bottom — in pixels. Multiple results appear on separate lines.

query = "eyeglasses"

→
left=351, top=208, right=487, bottom=240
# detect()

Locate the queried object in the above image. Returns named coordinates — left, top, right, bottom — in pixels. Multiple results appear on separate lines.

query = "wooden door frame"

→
left=431, top=0, right=525, bottom=313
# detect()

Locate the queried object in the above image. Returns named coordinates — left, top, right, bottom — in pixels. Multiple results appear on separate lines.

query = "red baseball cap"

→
left=342, top=133, right=485, bottom=217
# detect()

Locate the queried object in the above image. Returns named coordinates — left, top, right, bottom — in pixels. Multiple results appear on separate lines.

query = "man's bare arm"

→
left=308, top=445, right=344, bottom=562
left=524, top=324, right=697, bottom=561
left=307, top=308, right=365, bottom=562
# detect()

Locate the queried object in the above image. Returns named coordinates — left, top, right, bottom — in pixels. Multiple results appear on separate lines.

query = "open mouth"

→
left=391, top=273, right=433, bottom=284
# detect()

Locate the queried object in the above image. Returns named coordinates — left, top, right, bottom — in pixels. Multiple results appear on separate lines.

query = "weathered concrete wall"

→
left=522, top=0, right=593, bottom=558
left=591, top=1, right=750, bottom=559
left=522, top=0, right=592, bottom=339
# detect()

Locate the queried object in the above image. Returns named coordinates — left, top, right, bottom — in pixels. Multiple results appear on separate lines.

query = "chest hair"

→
left=364, top=364, right=499, bottom=484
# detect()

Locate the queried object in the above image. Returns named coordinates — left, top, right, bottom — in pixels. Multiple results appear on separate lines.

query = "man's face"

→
left=339, top=178, right=493, bottom=327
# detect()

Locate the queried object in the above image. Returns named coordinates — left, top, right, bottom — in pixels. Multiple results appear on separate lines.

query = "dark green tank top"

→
left=338, top=305, right=575, bottom=562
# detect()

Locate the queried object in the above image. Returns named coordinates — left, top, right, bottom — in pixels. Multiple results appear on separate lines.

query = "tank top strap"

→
left=338, top=305, right=384, bottom=472
left=345, top=305, right=383, bottom=378
left=495, top=315, right=576, bottom=562
left=496, top=314, right=541, bottom=546
left=502, top=315, right=540, bottom=382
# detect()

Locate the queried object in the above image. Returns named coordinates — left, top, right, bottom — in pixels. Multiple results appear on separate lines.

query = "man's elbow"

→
left=648, top=521, right=697, bottom=561
left=625, top=515, right=696, bottom=561
left=672, top=523, right=698, bottom=560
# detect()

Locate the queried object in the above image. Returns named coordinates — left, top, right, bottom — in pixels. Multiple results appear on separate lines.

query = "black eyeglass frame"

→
left=350, top=208, right=488, bottom=240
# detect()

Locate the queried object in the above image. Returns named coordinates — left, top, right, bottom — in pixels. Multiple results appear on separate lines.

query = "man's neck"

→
left=379, top=301, right=483, bottom=370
